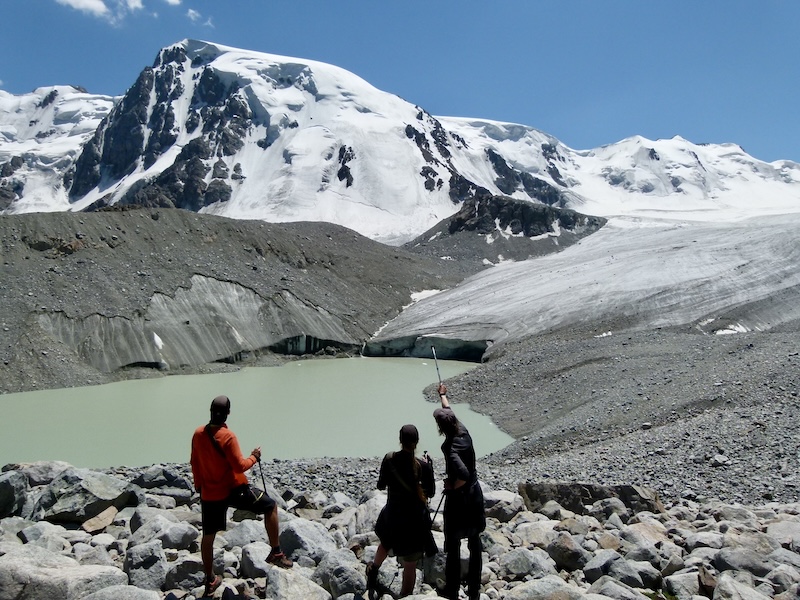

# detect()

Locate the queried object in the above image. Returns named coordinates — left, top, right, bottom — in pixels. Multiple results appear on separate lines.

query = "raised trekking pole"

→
left=430, top=345, right=446, bottom=522
left=431, top=345, right=442, bottom=385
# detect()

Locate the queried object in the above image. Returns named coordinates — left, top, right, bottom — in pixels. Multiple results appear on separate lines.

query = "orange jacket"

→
left=190, top=423, right=256, bottom=501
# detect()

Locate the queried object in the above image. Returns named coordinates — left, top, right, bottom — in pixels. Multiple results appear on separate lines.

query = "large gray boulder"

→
left=157, top=521, right=199, bottom=551
left=483, top=489, right=525, bottom=522
left=503, top=573, right=586, bottom=600
left=519, top=482, right=665, bottom=516
left=664, top=571, right=701, bottom=600
left=312, top=547, right=361, bottom=591
left=606, top=557, right=645, bottom=588
left=131, top=466, right=193, bottom=505
left=164, top=554, right=205, bottom=591
left=80, top=586, right=161, bottom=600
left=766, top=520, right=800, bottom=550
left=354, top=491, right=386, bottom=534
left=123, top=539, right=168, bottom=590
left=327, top=563, right=365, bottom=599
left=265, top=565, right=332, bottom=600
left=589, top=497, right=631, bottom=524
left=3, top=461, right=72, bottom=486
left=326, top=506, right=358, bottom=540
left=129, top=506, right=179, bottom=533
left=766, top=564, right=800, bottom=594
left=587, top=575, right=651, bottom=600
left=513, top=518, right=559, bottom=548
left=0, top=471, right=27, bottom=519
left=128, top=514, right=174, bottom=547
left=714, top=546, right=777, bottom=578
left=72, top=542, right=116, bottom=567
left=584, top=549, right=623, bottom=583
left=222, top=518, right=268, bottom=549
left=31, top=467, right=143, bottom=525
left=279, top=517, right=338, bottom=563
left=17, top=521, right=71, bottom=554
left=498, top=547, right=557, bottom=580
left=713, top=571, right=772, bottom=600
left=0, top=543, right=127, bottom=600
left=546, top=531, right=591, bottom=571
left=241, top=542, right=274, bottom=578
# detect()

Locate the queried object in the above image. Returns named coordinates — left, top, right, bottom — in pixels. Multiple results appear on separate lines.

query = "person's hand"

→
left=438, top=383, right=447, bottom=396
left=252, top=447, right=262, bottom=461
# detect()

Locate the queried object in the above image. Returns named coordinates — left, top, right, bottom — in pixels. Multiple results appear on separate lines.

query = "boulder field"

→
left=2, top=459, right=800, bottom=600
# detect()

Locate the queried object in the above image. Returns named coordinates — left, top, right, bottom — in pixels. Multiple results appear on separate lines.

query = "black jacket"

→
left=441, top=425, right=486, bottom=539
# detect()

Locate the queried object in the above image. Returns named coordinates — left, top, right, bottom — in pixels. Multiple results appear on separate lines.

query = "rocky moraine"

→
left=1, top=207, right=799, bottom=599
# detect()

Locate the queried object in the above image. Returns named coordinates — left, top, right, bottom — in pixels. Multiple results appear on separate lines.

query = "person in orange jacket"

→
left=190, top=395, right=292, bottom=596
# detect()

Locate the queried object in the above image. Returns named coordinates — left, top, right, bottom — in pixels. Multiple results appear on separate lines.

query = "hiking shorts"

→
left=201, top=485, right=277, bottom=535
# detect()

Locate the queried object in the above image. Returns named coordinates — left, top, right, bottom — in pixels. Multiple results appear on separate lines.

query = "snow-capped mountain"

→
left=2, top=39, right=799, bottom=246
left=0, top=86, right=115, bottom=212
left=1, top=39, right=799, bottom=366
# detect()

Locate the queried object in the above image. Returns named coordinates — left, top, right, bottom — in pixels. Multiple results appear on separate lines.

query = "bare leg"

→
left=265, top=507, right=280, bottom=547
left=400, top=560, right=417, bottom=597
left=373, top=544, right=388, bottom=568
left=201, top=533, right=216, bottom=579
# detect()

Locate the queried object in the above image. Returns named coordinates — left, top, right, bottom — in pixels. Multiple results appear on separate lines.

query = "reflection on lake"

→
left=0, top=357, right=513, bottom=468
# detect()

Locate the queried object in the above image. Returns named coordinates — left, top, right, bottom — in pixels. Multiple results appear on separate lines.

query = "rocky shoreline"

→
left=2, top=459, right=800, bottom=600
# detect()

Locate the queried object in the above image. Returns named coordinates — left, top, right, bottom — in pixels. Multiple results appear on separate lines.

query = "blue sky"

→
left=2, top=1, right=799, bottom=162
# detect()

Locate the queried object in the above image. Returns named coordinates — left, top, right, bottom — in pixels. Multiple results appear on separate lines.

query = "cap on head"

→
left=210, top=395, right=231, bottom=425
left=399, top=424, right=419, bottom=447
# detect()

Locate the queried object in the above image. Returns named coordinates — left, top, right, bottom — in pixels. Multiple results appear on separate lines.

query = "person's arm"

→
left=222, top=431, right=259, bottom=473
left=377, top=454, right=389, bottom=491
left=190, top=433, right=204, bottom=493
left=437, top=383, right=451, bottom=409
left=437, top=384, right=468, bottom=490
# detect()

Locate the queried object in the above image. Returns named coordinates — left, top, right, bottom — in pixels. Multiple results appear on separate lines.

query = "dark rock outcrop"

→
left=403, top=194, right=606, bottom=271
left=518, top=482, right=665, bottom=516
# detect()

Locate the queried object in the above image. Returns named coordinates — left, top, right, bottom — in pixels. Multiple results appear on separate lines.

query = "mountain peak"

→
left=1, top=40, right=798, bottom=240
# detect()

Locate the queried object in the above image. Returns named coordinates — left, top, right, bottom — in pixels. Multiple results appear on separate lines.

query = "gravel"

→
left=458, top=327, right=800, bottom=506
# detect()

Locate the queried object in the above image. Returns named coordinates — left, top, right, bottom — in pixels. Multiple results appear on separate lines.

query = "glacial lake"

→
left=0, top=357, right=513, bottom=469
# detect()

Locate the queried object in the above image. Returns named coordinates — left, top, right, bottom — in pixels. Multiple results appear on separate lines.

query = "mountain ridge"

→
left=2, top=39, right=799, bottom=246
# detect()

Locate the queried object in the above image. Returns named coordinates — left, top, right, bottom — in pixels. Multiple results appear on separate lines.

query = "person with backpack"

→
left=434, top=383, right=486, bottom=600
left=190, top=395, right=292, bottom=597
left=366, top=424, right=436, bottom=599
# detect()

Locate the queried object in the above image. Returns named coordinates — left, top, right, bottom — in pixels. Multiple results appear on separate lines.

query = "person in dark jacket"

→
left=367, top=424, right=436, bottom=598
left=434, top=383, right=486, bottom=600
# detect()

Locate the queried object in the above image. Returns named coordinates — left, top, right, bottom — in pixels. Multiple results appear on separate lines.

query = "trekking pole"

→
left=431, top=346, right=442, bottom=385
left=432, top=492, right=445, bottom=521
left=257, top=458, right=268, bottom=501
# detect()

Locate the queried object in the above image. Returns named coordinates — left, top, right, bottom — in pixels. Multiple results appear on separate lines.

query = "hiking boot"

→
left=203, top=575, right=221, bottom=597
left=267, top=548, right=293, bottom=568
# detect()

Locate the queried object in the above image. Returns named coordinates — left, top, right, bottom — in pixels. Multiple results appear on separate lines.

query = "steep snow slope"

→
left=0, top=86, right=116, bottom=211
